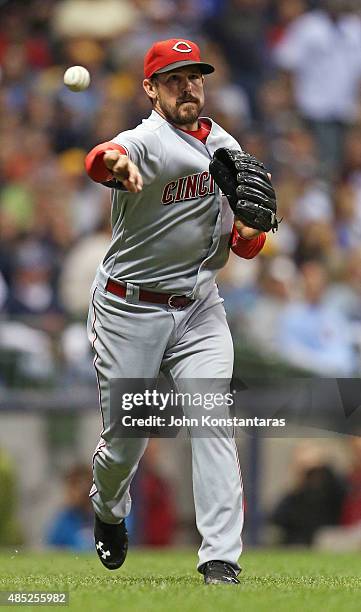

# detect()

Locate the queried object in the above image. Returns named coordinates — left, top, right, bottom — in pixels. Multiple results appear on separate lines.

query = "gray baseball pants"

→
left=87, top=282, right=244, bottom=570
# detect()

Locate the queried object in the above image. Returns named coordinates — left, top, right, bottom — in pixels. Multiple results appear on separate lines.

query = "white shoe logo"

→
left=96, top=541, right=110, bottom=559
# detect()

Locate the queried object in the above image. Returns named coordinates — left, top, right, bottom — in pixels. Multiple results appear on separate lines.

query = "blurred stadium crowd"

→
left=1, top=0, right=361, bottom=384
left=1, top=0, right=361, bottom=554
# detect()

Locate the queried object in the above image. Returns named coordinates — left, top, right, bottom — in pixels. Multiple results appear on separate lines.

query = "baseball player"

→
left=85, top=39, right=277, bottom=585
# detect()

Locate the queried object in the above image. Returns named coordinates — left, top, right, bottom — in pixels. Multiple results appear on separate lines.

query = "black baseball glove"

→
left=209, top=148, right=279, bottom=233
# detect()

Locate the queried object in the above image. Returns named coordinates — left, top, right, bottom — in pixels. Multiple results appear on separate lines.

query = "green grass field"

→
left=0, top=549, right=360, bottom=612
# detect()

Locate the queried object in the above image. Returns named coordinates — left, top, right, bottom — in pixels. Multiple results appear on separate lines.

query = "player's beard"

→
left=157, top=94, right=204, bottom=127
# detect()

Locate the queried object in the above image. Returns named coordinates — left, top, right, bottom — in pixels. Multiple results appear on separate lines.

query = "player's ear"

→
left=143, top=78, right=157, bottom=102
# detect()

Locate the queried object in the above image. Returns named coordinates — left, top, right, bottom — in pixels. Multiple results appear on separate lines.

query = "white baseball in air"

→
left=63, top=65, right=90, bottom=92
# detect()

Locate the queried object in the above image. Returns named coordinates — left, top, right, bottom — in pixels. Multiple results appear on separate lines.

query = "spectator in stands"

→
left=243, top=256, right=297, bottom=355
left=338, top=128, right=361, bottom=247
left=294, top=221, right=339, bottom=267
left=59, top=212, right=111, bottom=318
left=267, top=0, right=307, bottom=48
left=205, top=0, right=269, bottom=114
left=269, top=441, right=346, bottom=545
left=313, top=437, right=361, bottom=551
left=5, top=239, right=62, bottom=317
left=326, top=247, right=361, bottom=325
left=273, top=0, right=361, bottom=178
left=131, top=440, right=177, bottom=547
left=278, top=260, right=357, bottom=375
left=46, top=465, right=94, bottom=550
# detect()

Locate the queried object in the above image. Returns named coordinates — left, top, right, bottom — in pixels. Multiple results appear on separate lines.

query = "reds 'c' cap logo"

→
left=144, top=38, right=215, bottom=79
left=172, top=41, right=192, bottom=53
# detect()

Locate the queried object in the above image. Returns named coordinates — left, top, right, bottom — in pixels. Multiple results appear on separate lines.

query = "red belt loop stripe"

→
left=105, top=279, right=194, bottom=310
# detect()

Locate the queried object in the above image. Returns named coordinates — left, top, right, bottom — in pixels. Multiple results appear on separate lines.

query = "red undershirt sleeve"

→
left=84, top=141, right=128, bottom=183
left=230, top=224, right=266, bottom=259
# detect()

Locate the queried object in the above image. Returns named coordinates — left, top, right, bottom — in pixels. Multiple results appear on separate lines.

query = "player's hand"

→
left=103, top=150, right=143, bottom=193
left=234, top=172, right=272, bottom=239
left=234, top=219, right=263, bottom=240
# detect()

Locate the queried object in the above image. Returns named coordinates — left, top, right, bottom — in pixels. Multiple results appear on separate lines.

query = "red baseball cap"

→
left=144, top=38, right=215, bottom=79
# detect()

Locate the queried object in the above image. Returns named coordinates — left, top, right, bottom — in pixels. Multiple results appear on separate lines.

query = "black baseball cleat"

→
left=94, top=514, right=128, bottom=570
left=201, top=560, right=241, bottom=585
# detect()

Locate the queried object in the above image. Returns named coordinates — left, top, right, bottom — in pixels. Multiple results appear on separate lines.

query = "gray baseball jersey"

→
left=88, top=109, right=247, bottom=572
left=95, top=110, right=240, bottom=299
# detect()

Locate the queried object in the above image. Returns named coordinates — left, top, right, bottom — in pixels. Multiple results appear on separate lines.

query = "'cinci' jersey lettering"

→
left=162, top=172, right=215, bottom=205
